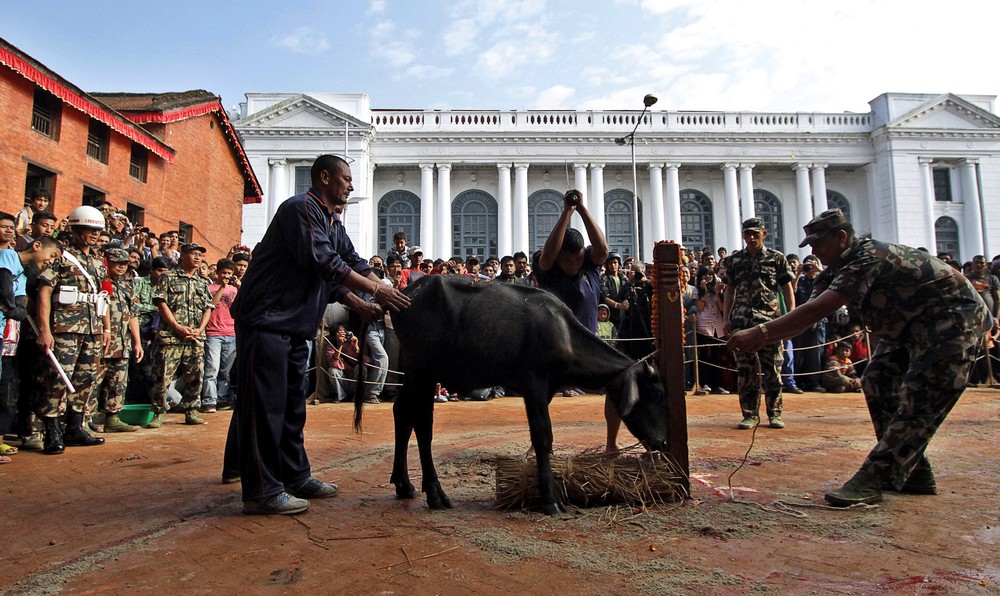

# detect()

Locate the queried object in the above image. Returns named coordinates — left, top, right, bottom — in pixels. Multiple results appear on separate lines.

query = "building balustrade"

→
left=370, top=108, right=873, bottom=134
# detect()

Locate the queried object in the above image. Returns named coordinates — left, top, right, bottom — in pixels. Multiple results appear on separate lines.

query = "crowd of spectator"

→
left=2, top=187, right=998, bottom=465
left=0, top=190, right=252, bottom=463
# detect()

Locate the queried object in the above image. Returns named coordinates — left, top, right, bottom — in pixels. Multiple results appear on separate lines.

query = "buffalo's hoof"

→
left=541, top=501, right=567, bottom=515
left=424, top=482, right=453, bottom=510
left=394, top=482, right=417, bottom=500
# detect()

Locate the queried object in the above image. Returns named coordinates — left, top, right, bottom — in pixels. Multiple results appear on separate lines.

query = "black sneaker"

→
left=288, top=477, right=339, bottom=499
left=243, top=492, right=309, bottom=515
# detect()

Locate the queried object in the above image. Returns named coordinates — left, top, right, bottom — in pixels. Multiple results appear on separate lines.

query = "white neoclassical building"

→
left=234, top=92, right=999, bottom=263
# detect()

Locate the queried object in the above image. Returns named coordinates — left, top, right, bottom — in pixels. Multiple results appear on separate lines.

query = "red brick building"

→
left=0, top=37, right=260, bottom=259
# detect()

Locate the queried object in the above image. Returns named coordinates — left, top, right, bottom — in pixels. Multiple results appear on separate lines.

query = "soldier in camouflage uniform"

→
left=728, top=209, right=992, bottom=506
left=148, top=243, right=214, bottom=427
left=89, top=248, right=144, bottom=432
left=722, top=218, right=796, bottom=430
left=36, top=206, right=112, bottom=454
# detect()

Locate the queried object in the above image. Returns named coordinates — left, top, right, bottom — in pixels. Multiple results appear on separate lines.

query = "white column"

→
left=648, top=163, right=665, bottom=247
left=268, top=159, right=288, bottom=222
left=918, top=158, right=936, bottom=252
left=664, top=163, right=682, bottom=243
left=513, top=163, right=529, bottom=253
left=738, top=163, right=755, bottom=223
left=590, top=163, right=606, bottom=235
left=811, top=163, right=828, bottom=214
left=722, top=163, right=741, bottom=251
left=436, top=164, right=452, bottom=258
left=961, top=158, right=984, bottom=258
left=572, top=163, right=589, bottom=230
left=419, top=163, right=435, bottom=258
left=573, top=163, right=589, bottom=208
left=497, top=163, right=513, bottom=257
left=794, top=163, right=813, bottom=234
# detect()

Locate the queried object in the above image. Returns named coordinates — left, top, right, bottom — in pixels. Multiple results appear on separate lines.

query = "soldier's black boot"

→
left=824, top=468, right=882, bottom=507
left=42, top=416, right=65, bottom=455
left=63, top=410, right=105, bottom=447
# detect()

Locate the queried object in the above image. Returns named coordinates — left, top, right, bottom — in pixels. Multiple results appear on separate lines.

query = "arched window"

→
left=827, top=190, right=851, bottom=221
left=452, top=189, right=498, bottom=259
left=604, top=189, right=642, bottom=259
left=935, top=216, right=960, bottom=261
left=377, top=190, right=420, bottom=256
left=680, top=189, right=713, bottom=253
left=527, top=189, right=563, bottom=254
left=753, top=189, right=784, bottom=252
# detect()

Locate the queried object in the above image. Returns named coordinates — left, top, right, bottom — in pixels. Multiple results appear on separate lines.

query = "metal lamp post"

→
left=615, top=93, right=658, bottom=261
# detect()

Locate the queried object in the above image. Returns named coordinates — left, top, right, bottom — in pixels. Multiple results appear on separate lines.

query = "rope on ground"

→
left=721, top=405, right=878, bottom=517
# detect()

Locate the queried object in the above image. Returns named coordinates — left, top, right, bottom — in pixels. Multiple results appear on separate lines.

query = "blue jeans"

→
left=203, top=335, right=236, bottom=406
left=365, top=325, right=388, bottom=398
left=327, top=367, right=348, bottom=402
left=781, top=339, right=797, bottom=388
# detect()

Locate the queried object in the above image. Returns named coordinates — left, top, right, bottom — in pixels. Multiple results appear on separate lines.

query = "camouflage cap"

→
left=104, top=247, right=130, bottom=263
left=180, top=242, right=207, bottom=254
left=742, top=217, right=765, bottom=232
left=799, top=209, right=850, bottom=247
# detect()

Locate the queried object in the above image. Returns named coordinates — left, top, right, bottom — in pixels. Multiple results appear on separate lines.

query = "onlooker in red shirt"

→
left=201, top=259, right=238, bottom=412
left=400, top=246, right=425, bottom=287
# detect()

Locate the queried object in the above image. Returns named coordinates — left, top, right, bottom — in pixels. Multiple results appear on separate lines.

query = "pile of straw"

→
left=495, top=448, right=687, bottom=509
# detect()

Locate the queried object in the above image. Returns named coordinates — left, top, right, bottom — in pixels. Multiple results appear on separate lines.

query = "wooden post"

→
left=652, top=242, right=690, bottom=493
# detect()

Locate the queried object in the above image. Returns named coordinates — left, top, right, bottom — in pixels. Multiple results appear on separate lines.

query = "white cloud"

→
left=368, top=20, right=416, bottom=68
left=273, top=27, right=330, bottom=55
left=475, top=23, right=553, bottom=78
left=368, top=0, right=387, bottom=14
left=455, top=0, right=546, bottom=25
left=531, top=85, right=576, bottom=109
left=443, top=19, right=478, bottom=55
left=404, top=64, right=454, bottom=80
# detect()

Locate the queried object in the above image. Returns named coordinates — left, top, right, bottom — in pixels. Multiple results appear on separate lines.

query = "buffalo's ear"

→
left=608, top=367, right=639, bottom=418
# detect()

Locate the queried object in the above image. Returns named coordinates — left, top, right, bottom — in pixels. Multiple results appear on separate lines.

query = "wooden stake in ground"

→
left=653, top=241, right=690, bottom=493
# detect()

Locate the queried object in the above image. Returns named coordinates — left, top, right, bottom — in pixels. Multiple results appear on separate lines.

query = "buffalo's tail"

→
left=352, top=323, right=369, bottom=433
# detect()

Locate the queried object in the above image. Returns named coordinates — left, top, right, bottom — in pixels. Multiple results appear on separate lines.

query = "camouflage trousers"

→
left=734, top=340, right=784, bottom=420
left=38, top=332, right=102, bottom=418
left=88, top=357, right=129, bottom=417
left=153, top=342, right=204, bottom=414
left=859, top=338, right=978, bottom=490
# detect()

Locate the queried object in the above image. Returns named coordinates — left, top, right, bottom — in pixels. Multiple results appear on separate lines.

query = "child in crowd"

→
left=596, top=304, right=618, bottom=344
left=822, top=341, right=862, bottom=393
left=386, top=232, right=408, bottom=263
left=323, top=325, right=359, bottom=403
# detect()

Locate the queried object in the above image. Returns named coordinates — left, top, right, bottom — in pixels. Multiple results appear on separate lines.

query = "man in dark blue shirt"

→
left=231, top=154, right=409, bottom=515
left=534, top=190, right=608, bottom=334
left=534, top=190, right=621, bottom=449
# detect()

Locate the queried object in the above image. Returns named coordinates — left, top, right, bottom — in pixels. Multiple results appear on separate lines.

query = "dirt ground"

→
left=2, top=388, right=998, bottom=595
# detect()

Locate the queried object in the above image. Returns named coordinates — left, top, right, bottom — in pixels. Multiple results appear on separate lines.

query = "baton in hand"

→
left=24, top=316, right=76, bottom=394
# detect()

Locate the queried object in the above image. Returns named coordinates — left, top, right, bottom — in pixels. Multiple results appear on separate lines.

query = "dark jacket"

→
left=232, top=189, right=371, bottom=338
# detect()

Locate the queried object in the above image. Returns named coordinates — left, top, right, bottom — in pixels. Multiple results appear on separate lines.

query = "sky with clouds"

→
left=3, top=0, right=998, bottom=115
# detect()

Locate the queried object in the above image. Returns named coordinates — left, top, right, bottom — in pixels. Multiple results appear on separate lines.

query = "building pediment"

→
left=886, top=94, right=1000, bottom=130
left=236, top=94, right=370, bottom=131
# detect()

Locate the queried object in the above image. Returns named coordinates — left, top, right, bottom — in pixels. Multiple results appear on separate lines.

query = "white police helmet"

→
left=67, top=205, right=106, bottom=230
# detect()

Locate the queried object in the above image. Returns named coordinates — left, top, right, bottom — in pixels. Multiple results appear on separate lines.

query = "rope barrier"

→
left=685, top=356, right=869, bottom=377
left=316, top=322, right=992, bottom=390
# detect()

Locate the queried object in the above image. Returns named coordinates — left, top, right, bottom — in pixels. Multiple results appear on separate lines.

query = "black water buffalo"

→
left=354, top=274, right=668, bottom=515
